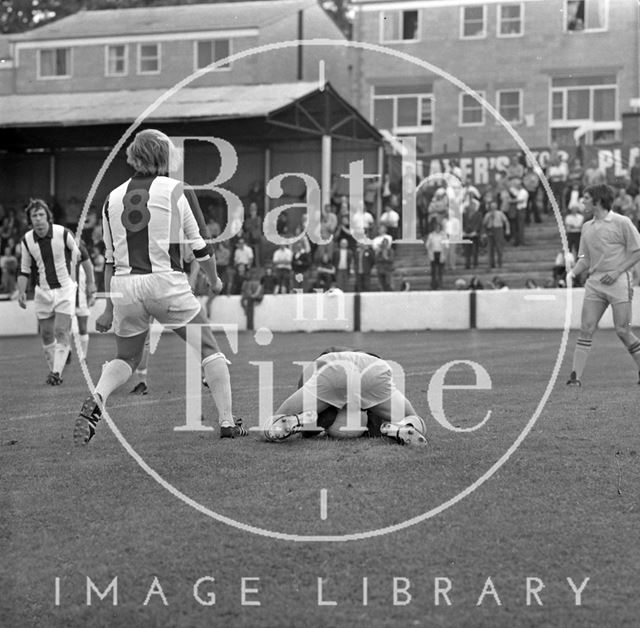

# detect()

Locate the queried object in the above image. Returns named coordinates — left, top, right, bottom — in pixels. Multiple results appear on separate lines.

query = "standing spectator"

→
left=0, top=244, right=18, bottom=296
left=292, top=228, right=312, bottom=292
left=260, top=265, right=277, bottom=295
left=462, top=194, right=483, bottom=269
left=380, top=204, right=400, bottom=240
left=374, top=236, right=394, bottom=291
left=612, top=186, right=635, bottom=219
left=91, top=245, right=106, bottom=293
left=425, top=219, right=446, bottom=290
left=428, top=187, right=449, bottom=226
left=243, top=202, right=263, bottom=266
left=353, top=242, right=375, bottom=293
left=505, top=154, right=524, bottom=181
left=443, top=212, right=461, bottom=270
left=546, top=154, right=568, bottom=214
left=334, top=214, right=356, bottom=251
left=314, top=252, right=335, bottom=291
left=553, top=249, right=575, bottom=287
left=509, top=178, right=529, bottom=246
left=565, top=204, right=584, bottom=257
left=233, top=236, right=254, bottom=270
left=372, top=224, right=393, bottom=252
left=272, top=244, right=293, bottom=293
left=332, top=238, right=353, bottom=291
left=582, top=158, right=606, bottom=188
left=565, top=157, right=584, bottom=205
left=482, top=200, right=510, bottom=269
left=230, top=262, right=247, bottom=295
left=213, top=241, right=231, bottom=295
left=240, top=267, right=264, bottom=316
left=523, top=167, right=541, bottom=224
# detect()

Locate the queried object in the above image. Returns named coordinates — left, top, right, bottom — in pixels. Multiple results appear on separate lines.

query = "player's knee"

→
left=615, top=324, right=631, bottom=341
left=54, top=326, right=70, bottom=343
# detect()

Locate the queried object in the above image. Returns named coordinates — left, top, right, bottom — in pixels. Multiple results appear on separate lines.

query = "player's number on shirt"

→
left=121, top=189, right=151, bottom=233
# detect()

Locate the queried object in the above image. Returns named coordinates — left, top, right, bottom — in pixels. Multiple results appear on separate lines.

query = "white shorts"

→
left=584, top=272, right=633, bottom=306
left=302, top=358, right=395, bottom=410
left=111, top=272, right=201, bottom=338
left=34, top=284, right=76, bottom=319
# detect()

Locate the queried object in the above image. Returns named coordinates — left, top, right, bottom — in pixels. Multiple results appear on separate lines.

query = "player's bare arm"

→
left=95, top=262, right=114, bottom=333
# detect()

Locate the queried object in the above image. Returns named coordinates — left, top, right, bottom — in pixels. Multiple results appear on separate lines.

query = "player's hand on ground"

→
left=95, top=310, right=113, bottom=333
left=17, top=292, right=27, bottom=309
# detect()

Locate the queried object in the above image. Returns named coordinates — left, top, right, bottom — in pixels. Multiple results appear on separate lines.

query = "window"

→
left=498, top=3, right=523, bottom=37
left=497, top=90, right=522, bottom=123
left=381, top=10, right=419, bottom=42
left=372, top=85, right=432, bottom=154
left=105, top=44, right=127, bottom=76
left=138, top=43, right=160, bottom=74
left=195, top=39, right=231, bottom=70
left=38, top=48, right=71, bottom=78
left=460, top=91, right=485, bottom=126
left=550, top=75, right=618, bottom=143
left=566, top=0, right=607, bottom=32
left=461, top=6, right=486, bottom=39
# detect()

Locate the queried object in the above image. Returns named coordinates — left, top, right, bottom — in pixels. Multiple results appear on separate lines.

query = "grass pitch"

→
left=2, top=329, right=640, bottom=627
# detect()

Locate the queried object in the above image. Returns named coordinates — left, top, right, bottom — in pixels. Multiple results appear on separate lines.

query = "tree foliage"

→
left=1, top=0, right=353, bottom=36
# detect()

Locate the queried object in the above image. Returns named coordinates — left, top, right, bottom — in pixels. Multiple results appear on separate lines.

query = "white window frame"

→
left=380, top=9, right=420, bottom=43
left=193, top=39, right=232, bottom=71
left=564, top=0, right=609, bottom=33
left=370, top=89, right=434, bottom=136
left=549, top=76, right=619, bottom=143
left=104, top=43, right=128, bottom=77
left=137, top=42, right=161, bottom=75
left=459, top=91, right=485, bottom=127
left=497, top=3, right=524, bottom=38
left=460, top=5, right=486, bottom=40
left=496, top=89, right=523, bottom=124
left=37, top=47, right=72, bottom=80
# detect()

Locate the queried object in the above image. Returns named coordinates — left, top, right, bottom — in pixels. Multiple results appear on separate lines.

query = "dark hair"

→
left=583, top=183, right=614, bottom=211
left=25, top=198, right=53, bottom=223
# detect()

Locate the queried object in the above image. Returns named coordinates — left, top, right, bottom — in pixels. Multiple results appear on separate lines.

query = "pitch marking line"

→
left=320, top=489, right=328, bottom=520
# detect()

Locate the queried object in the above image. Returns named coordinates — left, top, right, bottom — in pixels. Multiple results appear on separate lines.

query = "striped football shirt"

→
left=103, top=174, right=212, bottom=275
left=20, top=224, right=85, bottom=289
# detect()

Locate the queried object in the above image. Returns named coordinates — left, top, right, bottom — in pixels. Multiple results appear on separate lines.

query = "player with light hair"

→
left=566, top=183, right=640, bottom=386
left=262, top=347, right=428, bottom=446
left=73, top=129, right=246, bottom=443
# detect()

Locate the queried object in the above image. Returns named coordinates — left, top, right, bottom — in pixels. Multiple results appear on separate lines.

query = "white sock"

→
left=42, top=342, right=55, bottom=371
left=133, top=369, right=147, bottom=385
left=202, top=353, right=233, bottom=426
left=52, top=342, right=70, bottom=375
left=95, top=359, right=133, bottom=403
left=79, top=334, right=89, bottom=360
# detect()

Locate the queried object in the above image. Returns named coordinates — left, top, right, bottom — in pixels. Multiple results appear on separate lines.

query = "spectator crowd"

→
left=2, top=144, right=639, bottom=300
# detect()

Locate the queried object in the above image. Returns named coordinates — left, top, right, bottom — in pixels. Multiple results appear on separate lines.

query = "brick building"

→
left=0, top=0, right=381, bottom=223
left=350, top=0, right=640, bottom=160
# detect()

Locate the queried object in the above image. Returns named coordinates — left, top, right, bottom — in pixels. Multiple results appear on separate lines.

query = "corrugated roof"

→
left=0, top=81, right=322, bottom=127
left=11, top=0, right=316, bottom=41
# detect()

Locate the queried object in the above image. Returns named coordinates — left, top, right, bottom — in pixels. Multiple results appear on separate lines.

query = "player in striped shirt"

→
left=74, top=129, right=245, bottom=443
left=566, top=184, right=640, bottom=386
left=17, top=199, right=96, bottom=385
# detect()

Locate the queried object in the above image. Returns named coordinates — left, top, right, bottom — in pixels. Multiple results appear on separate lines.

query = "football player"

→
left=263, top=347, right=428, bottom=446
